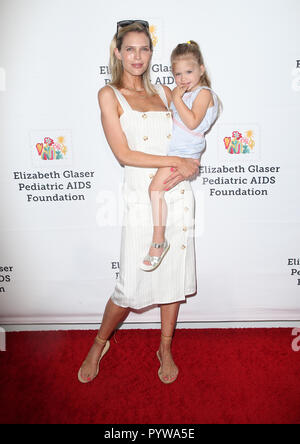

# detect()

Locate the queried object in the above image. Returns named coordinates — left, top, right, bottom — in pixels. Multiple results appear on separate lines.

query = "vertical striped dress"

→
left=108, top=84, right=197, bottom=309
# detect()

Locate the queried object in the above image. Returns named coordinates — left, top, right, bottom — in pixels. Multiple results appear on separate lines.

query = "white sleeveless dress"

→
left=108, top=84, right=197, bottom=309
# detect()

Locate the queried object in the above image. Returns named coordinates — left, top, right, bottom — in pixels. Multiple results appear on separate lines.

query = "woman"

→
left=78, top=20, right=200, bottom=385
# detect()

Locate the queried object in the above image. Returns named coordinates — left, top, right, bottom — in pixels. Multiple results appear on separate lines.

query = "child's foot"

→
left=143, top=241, right=165, bottom=266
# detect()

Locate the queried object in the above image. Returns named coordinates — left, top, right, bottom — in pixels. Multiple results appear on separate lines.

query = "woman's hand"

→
left=163, top=158, right=200, bottom=190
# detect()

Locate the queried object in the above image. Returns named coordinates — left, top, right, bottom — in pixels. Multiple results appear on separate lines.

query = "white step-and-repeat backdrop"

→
left=0, top=0, right=300, bottom=325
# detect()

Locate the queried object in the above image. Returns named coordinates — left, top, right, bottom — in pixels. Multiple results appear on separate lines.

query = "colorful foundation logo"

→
left=149, top=25, right=158, bottom=47
left=224, top=130, right=255, bottom=155
left=36, top=137, right=68, bottom=160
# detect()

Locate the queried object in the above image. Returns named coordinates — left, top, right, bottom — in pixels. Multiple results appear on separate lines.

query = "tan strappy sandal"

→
left=157, top=334, right=179, bottom=384
left=78, top=335, right=110, bottom=384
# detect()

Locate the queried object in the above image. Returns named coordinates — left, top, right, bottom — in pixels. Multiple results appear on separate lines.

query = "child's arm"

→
left=172, top=87, right=213, bottom=130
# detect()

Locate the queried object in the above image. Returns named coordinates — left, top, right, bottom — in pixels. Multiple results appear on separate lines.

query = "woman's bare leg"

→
left=144, top=167, right=171, bottom=266
left=80, top=298, right=130, bottom=381
left=158, top=302, right=180, bottom=382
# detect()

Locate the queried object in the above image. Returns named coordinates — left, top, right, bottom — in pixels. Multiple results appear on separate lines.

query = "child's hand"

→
left=172, top=85, right=189, bottom=102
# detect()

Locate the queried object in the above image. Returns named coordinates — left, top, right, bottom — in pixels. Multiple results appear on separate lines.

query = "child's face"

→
left=172, top=57, right=204, bottom=91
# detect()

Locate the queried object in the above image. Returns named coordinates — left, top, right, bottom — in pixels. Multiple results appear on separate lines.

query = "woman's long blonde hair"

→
left=109, top=22, right=157, bottom=95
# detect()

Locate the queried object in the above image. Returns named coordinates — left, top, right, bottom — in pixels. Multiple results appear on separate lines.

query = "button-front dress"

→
left=108, top=84, right=197, bottom=309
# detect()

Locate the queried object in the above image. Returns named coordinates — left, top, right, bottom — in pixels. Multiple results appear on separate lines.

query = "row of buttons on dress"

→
left=142, top=112, right=172, bottom=142
left=181, top=203, right=189, bottom=249
left=142, top=113, right=171, bottom=119
left=143, top=135, right=172, bottom=141
left=181, top=204, right=189, bottom=249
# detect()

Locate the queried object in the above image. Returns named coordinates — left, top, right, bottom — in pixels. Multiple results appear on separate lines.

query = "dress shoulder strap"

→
left=155, top=84, right=170, bottom=111
left=107, top=84, right=132, bottom=112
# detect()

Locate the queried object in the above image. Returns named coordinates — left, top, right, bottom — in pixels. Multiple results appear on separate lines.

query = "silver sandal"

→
left=140, top=239, right=170, bottom=272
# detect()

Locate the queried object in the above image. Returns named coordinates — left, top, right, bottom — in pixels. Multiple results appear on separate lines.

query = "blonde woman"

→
left=78, top=21, right=200, bottom=385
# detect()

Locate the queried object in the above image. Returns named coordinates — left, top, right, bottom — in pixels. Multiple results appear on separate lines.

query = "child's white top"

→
left=168, top=86, right=219, bottom=159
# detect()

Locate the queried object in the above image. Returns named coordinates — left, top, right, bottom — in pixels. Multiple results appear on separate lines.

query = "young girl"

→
left=140, top=40, right=220, bottom=271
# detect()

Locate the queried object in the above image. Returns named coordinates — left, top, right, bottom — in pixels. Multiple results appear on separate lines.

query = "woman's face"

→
left=115, top=31, right=152, bottom=77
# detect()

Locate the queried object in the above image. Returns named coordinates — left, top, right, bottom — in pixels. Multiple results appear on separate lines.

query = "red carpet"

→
left=0, top=328, right=300, bottom=424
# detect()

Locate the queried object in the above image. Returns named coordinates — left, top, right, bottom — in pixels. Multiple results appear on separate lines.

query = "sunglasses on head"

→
left=116, top=20, right=149, bottom=36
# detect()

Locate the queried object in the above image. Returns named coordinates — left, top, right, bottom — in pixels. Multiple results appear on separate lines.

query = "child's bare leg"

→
left=143, top=167, right=171, bottom=266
